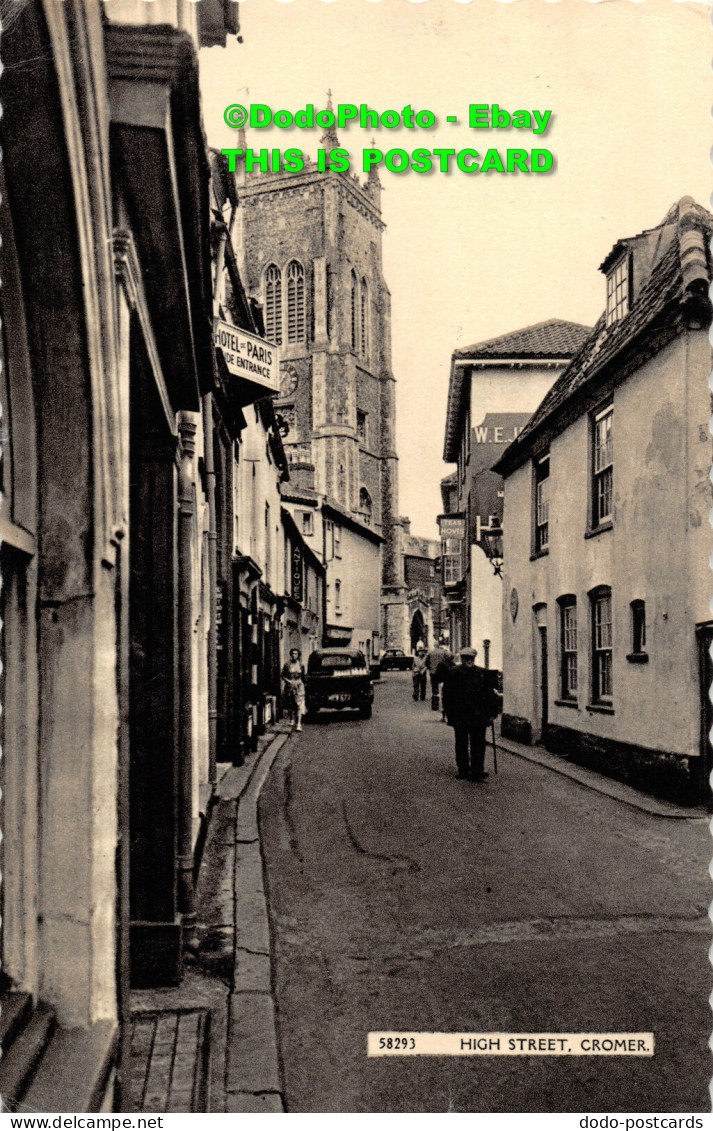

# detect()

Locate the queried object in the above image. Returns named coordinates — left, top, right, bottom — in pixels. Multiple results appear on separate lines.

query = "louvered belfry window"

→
left=351, top=270, right=358, bottom=351
left=286, top=260, right=305, bottom=343
left=265, top=264, right=282, bottom=344
left=360, top=278, right=368, bottom=358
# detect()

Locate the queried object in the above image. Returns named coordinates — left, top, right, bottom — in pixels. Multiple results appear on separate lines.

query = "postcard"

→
left=0, top=0, right=709, bottom=1119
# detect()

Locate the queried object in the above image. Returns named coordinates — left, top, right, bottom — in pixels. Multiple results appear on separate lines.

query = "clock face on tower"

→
left=279, top=364, right=299, bottom=400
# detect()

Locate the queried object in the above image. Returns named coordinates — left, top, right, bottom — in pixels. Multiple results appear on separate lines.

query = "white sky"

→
left=200, top=0, right=711, bottom=539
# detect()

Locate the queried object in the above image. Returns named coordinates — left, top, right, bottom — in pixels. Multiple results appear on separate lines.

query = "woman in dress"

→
left=281, top=647, right=307, bottom=731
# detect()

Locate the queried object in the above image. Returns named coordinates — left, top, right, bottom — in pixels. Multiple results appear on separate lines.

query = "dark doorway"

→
left=410, top=610, right=426, bottom=652
left=539, top=625, right=549, bottom=734
left=696, top=622, right=713, bottom=805
left=128, top=324, right=181, bottom=984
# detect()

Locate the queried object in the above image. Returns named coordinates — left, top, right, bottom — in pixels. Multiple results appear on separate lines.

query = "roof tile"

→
left=494, top=200, right=713, bottom=474
left=454, top=319, right=591, bottom=360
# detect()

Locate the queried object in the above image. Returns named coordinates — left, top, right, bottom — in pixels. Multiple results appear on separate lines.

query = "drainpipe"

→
left=177, top=414, right=198, bottom=951
left=203, top=393, right=218, bottom=785
left=250, top=584, right=260, bottom=749
left=205, top=211, right=234, bottom=778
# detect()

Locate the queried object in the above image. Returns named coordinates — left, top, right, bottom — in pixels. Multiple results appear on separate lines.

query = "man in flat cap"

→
left=442, top=646, right=498, bottom=781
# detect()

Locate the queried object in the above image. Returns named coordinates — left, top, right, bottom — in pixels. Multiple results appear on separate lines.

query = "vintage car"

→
left=379, top=647, right=414, bottom=672
left=305, top=648, right=374, bottom=720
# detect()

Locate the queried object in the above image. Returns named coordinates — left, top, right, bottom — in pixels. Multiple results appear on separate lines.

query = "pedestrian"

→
left=281, top=647, right=306, bottom=731
left=442, top=647, right=499, bottom=781
left=425, top=642, right=448, bottom=710
left=433, top=649, right=456, bottom=720
left=411, top=645, right=428, bottom=701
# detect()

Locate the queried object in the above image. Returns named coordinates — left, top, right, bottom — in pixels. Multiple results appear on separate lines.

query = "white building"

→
left=442, top=320, right=590, bottom=669
left=494, top=198, right=712, bottom=805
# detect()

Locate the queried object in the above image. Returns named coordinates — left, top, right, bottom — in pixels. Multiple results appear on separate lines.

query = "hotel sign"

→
left=214, top=319, right=280, bottom=396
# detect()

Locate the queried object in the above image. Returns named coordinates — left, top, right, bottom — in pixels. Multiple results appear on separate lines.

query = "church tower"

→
left=235, top=120, right=406, bottom=650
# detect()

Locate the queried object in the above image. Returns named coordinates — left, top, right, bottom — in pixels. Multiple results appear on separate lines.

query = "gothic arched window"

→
left=286, top=260, right=306, bottom=343
left=264, top=264, right=282, bottom=345
left=351, top=270, right=358, bottom=352
left=360, top=278, right=368, bottom=358
left=359, top=487, right=373, bottom=527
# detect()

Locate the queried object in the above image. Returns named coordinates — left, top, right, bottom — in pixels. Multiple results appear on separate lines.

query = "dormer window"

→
left=606, top=254, right=630, bottom=327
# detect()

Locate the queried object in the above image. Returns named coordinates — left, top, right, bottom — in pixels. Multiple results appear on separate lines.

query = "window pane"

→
left=593, top=593, right=613, bottom=700
left=536, top=479, right=549, bottom=528
left=606, top=259, right=629, bottom=326
left=535, top=456, right=550, bottom=551
left=598, top=651, right=612, bottom=697
left=566, top=652, right=578, bottom=694
left=595, top=413, right=613, bottom=472
left=561, top=602, right=578, bottom=697
left=563, top=605, right=577, bottom=651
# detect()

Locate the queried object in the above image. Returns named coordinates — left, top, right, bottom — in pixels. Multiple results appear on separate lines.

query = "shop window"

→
left=442, top=538, right=462, bottom=584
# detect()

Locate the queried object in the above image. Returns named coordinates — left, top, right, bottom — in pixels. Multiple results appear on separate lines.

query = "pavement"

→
left=128, top=723, right=292, bottom=1113
left=129, top=681, right=709, bottom=1113
left=493, top=728, right=708, bottom=820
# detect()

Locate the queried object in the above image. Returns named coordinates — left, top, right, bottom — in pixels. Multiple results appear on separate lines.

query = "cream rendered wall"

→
left=328, top=525, right=381, bottom=655
left=180, top=412, right=211, bottom=849
left=236, top=405, right=285, bottom=596
left=470, top=365, right=563, bottom=423
left=683, top=330, right=713, bottom=624
left=501, top=458, right=538, bottom=728
left=468, top=361, right=569, bottom=668
left=470, top=545, right=504, bottom=670
left=502, top=331, right=711, bottom=758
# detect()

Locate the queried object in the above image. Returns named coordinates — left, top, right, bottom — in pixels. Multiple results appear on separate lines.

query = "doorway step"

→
left=0, top=990, right=117, bottom=1112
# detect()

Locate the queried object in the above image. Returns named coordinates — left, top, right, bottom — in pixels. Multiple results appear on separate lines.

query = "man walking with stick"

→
left=442, top=647, right=500, bottom=781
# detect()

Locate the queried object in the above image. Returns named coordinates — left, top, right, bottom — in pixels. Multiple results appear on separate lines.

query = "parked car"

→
left=305, top=649, right=374, bottom=720
left=379, top=648, right=413, bottom=672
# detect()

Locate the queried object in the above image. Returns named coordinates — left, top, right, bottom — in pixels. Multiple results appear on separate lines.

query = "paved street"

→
left=258, top=672, right=711, bottom=1113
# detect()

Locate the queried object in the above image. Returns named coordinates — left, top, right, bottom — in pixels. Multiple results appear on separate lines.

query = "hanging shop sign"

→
left=215, top=580, right=225, bottom=653
left=439, top=516, right=466, bottom=540
left=291, top=544, right=303, bottom=603
left=214, top=319, right=280, bottom=397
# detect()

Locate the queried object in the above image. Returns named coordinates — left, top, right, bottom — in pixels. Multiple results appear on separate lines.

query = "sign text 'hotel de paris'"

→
left=214, top=319, right=280, bottom=397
